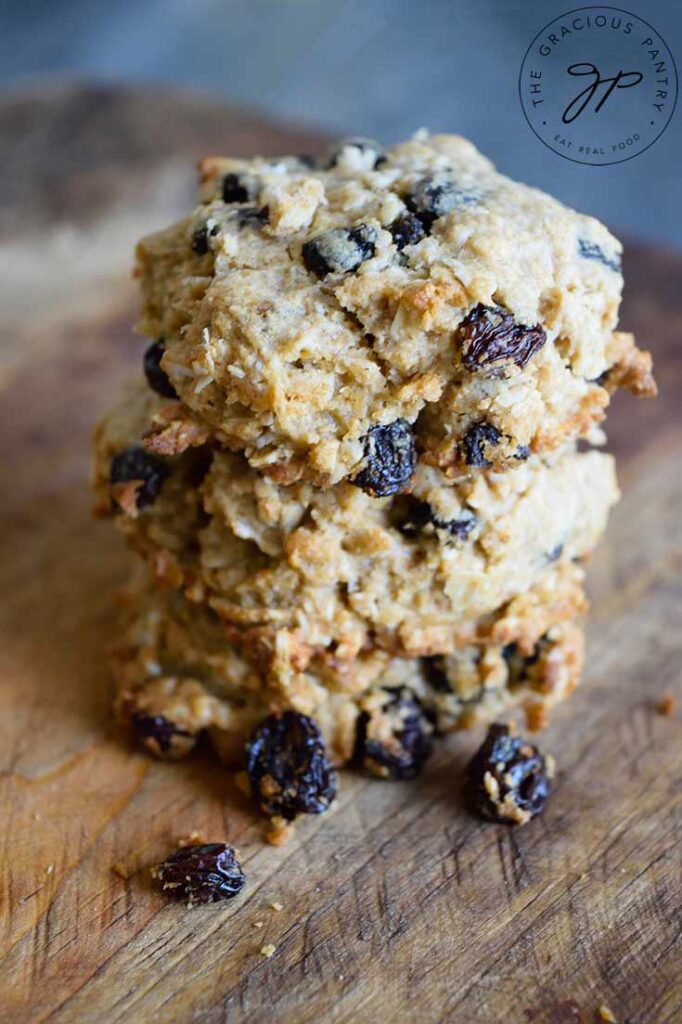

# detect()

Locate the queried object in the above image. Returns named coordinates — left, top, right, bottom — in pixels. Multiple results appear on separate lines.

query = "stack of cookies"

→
left=93, top=133, right=654, bottom=819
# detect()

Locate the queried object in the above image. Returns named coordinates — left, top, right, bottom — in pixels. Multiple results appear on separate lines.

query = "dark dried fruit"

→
left=236, top=205, right=269, bottom=228
left=459, top=304, right=546, bottom=373
left=322, top=136, right=385, bottom=169
left=355, top=687, right=435, bottom=780
left=421, top=656, right=451, bottom=694
left=591, top=369, right=611, bottom=387
left=222, top=172, right=260, bottom=204
left=513, top=444, right=531, bottom=461
left=461, top=422, right=501, bottom=468
left=503, top=635, right=551, bottom=686
left=302, top=224, right=377, bottom=277
left=131, top=711, right=197, bottom=760
left=191, top=222, right=219, bottom=255
left=246, top=711, right=336, bottom=821
left=395, top=496, right=477, bottom=541
left=109, top=447, right=169, bottom=510
left=143, top=339, right=178, bottom=399
left=389, top=211, right=426, bottom=251
left=578, top=239, right=621, bottom=273
left=405, top=175, right=478, bottom=229
left=466, top=723, right=552, bottom=824
left=352, top=419, right=417, bottom=497
left=153, top=843, right=245, bottom=904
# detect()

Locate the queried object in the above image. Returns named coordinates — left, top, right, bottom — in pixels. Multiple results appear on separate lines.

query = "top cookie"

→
left=136, top=132, right=655, bottom=488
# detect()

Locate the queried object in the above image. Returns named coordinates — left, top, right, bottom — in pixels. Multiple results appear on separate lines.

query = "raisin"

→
left=131, top=711, right=197, bottom=760
left=143, top=339, right=178, bottom=399
left=246, top=711, right=336, bottom=821
left=109, top=447, right=169, bottom=510
left=296, top=153, right=317, bottom=168
left=352, top=419, right=417, bottom=497
left=459, top=304, right=546, bottom=373
left=153, top=843, right=245, bottom=904
left=191, top=222, right=219, bottom=255
left=503, top=636, right=551, bottom=686
left=421, top=656, right=451, bottom=694
left=322, top=136, right=386, bottom=169
left=355, top=687, right=435, bottom=780
left=466, top=723, right=552, bottom=824
left=461, top=422, right=501, bottom=468
left=578, top=239, right=621, bottom=273
left=222, top=172, right=260, bottom=204
left=513, top=444, right=531, bottom=461
left=395, top=496, right=477, bottom=541
left=236, top=205, right=269, bottom=228
left=302, top=224, right=377, bottom=278
left=405, top=175, right=478, bottom=230
left=389, top=212, right=425, bottom=251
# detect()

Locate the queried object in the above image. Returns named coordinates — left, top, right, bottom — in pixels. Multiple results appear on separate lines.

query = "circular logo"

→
left=519, top=6, right=677, bottom=165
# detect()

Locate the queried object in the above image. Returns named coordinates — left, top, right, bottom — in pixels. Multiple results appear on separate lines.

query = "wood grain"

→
left=0, top=85, right=680, bottom=1024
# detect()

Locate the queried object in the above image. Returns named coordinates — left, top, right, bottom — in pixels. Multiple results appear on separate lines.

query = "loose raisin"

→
left=302, top=224, right=377, bottom=277
left=153, top=843, right=245, bottom=904
left=322, top=136, right=385, bottom=169
left=246, top=711, right=336, bottom=821
left=352, top=419, right=416, bottom=497
left=395, top=496, right=477, bottom=541
left=131, top=711, right=197, bottom=760
left=389, top=211, right=425, bottom=251
left=405, top=175, right=478, bottom=229
left=355, top=687, right=435, bottom=780
left=578, top=239, right=621, bottom=273
left=143, top=339, right=178, bottom=399
left=222, top=172, right=260, bottom=204
left=459, top=304, right=546, bottom=373
left=460, top=422, right=501, bottom=468
left=466, top=723, right=552, bottom=824
left=109, top=447, right=169, bottom=510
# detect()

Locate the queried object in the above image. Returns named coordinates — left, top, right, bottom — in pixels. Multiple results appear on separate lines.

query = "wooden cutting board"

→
left=1, top=85, right=680, bottom=1024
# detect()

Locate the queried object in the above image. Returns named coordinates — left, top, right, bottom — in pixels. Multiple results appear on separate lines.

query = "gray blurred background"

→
left=3, top=0, right=680, bottom=246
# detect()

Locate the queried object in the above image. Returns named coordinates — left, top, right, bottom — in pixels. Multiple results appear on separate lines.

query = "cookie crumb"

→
left=112, top=861, right=131, bottom=879
left=597, top=1005, right=617, bottom=1023
left=46, top=865, right=54, bottom=875
left=655, top=692, right=675, bottom=717
left=266, top=820, right=293, bottom=847
left=524, top=702, right=548, bottom=732
left=270, top=901, right=283, bottom=912
left=234, top=770, right=251, bottom=797
left=178, top=830, right=206, bottom=847
left=260, top=943, right=276, bottom=958
left=253, top=920, right=264, bottom=929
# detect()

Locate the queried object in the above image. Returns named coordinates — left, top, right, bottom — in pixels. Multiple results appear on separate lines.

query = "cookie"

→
left=94, top=381, right=617, bottom=656
left=134, top=132, right=655, bottom=487
left=113, top=568, right=587, bottom=767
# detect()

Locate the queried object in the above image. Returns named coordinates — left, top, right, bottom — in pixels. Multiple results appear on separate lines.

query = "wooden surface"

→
left=1, top=85, right=680, bottom=1024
